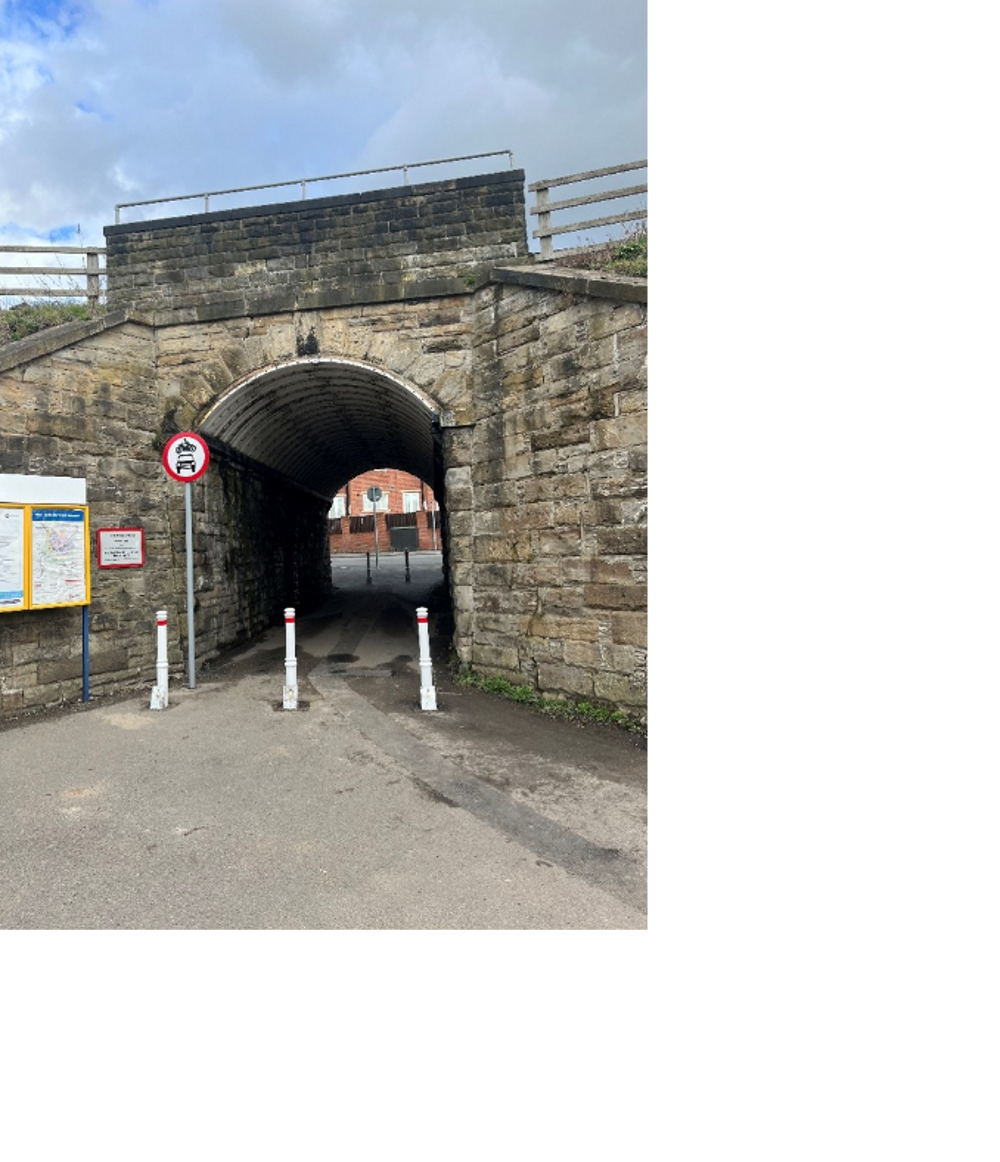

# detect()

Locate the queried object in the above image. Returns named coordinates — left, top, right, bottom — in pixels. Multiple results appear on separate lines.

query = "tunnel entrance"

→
left=199, top=358, right=444, bottom=499
left=195, top=357, right=451, bottom=663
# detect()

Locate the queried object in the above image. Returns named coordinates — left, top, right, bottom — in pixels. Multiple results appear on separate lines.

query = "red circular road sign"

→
left=162, top=432, right=210, bottom=483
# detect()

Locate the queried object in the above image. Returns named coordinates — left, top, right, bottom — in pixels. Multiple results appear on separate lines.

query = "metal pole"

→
left=374, top=512, right=379, bottom=568
left=405, top=549, right=410, bottom=582
left=366, top=551, right=372, bottom=584
left=283, top=607, right=298, bottom=710
left=82, top=605, right=90, bottom=702
left=185, top=481, right=196, bottom=688
left=416, top=607, right=437, bottom=711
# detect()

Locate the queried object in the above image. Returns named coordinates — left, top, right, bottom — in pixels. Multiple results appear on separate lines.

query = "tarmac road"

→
left=0, top=552, right=647, bottom=929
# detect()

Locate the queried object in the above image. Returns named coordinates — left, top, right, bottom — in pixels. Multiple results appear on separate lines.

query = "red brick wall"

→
left=329, top=469, right=441, bottom=554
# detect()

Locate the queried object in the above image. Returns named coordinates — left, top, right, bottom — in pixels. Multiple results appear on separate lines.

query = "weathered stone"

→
left=536, top=662, right=594, bottom=699
left=583, top=584, right=648, bottom=611
left=609, top=612, right=647, bottom=648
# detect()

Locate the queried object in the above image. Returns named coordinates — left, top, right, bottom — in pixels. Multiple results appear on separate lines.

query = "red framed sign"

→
left=162, top=432, right=210, bottom=483
left=97, top=527, right=146, bottom=569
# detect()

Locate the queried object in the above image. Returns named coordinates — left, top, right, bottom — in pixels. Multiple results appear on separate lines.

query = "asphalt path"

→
left=0, top=551, right=647, bottom=929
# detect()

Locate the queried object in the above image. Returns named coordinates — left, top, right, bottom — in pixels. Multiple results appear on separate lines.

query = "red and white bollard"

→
left=283, top=607, right=298, bottom=710
left=150, top=609, right=169, bottom=710
left=416, top=606, right=437, bottom=711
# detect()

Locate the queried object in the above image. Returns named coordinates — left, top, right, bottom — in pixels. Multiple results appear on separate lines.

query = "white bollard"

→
left=150, top=609, right=169, bottom=710
left=416, top=606, right=437, bottom=711
left=283, top=607, right=298, bottom=710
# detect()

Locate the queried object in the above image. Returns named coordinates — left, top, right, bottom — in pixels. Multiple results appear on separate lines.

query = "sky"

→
left=0, top=0, right=647, bottom=249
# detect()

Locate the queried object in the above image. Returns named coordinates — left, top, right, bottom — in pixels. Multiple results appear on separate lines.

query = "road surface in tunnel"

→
left=199, top=550, right=448, bottom=697
left=313, top=549, right=448, bottom=680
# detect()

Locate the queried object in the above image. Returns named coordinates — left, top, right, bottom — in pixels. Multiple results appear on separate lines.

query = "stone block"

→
left=525, top=614, right=598, bottom=642
left=593, top=671, right=645, bottom=709
left=0, top=688, right=25, bottom=713
left=609, top=612, right=648, bottom=648
left=596, top=526, right=647, bottom=556
left=471, top=643, right=520, bottom=672
left=563, top=640, right=603, bottom=669
left=533, top=529, right=582, bottom=558
left=90, top=648, right=130, bottom=675
left=38, top=656, right=85, bottom=685
left=583, top=583, right=648, bottom=611
left=472, top=535, right=531, bottom=563
left=536, top=662, right=593, bottom=699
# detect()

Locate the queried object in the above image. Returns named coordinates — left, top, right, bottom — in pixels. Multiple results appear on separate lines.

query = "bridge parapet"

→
left=103, top=170, right=528, bottom=325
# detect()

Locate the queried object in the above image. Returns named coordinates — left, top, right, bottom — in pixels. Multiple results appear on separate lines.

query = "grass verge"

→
left=454, top=666, right=646, bottom=736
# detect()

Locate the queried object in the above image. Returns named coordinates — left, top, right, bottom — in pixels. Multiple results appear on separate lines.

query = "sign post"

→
left=367, top=486, right=382, bottom=567
left=162, top=433, right=210, bottom=689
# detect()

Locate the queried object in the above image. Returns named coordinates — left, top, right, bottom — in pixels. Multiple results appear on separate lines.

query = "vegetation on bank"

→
left=0, top=301, right=96, bottom=346
left=454, top=666, right=646, bottom=736
left=557, top=221, right=648, bottom=278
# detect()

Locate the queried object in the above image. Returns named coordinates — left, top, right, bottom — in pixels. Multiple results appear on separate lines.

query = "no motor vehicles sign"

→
left=162, top=432, right=210, bottom=482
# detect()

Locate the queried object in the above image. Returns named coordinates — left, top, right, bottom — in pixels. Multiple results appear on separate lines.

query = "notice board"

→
left=0, top=503, right=91, bottom=612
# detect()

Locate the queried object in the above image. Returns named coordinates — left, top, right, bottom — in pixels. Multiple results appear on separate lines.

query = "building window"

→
left=402, top=491, right=420, bottom=513
left=329, top=495, right=346, bottom=518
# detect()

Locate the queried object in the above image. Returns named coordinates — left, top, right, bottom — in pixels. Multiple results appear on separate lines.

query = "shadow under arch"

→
left=196, top=356, right=444, bottom=500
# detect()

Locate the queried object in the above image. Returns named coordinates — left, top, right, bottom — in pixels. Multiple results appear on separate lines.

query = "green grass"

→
left=605, top=230, right=647, bottom=277
left=555, top=221, right=648, bottom=279
left=454, top=666, right=646, bottom=735
left=0, top=302, right=94, bottom=345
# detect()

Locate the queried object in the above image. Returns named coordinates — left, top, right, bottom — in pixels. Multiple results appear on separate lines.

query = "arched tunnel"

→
left=198, top=357, right=444, bottom=501
left=191, top=356, right=451, bottom=674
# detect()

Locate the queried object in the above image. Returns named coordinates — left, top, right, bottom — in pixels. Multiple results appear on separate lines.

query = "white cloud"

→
left=0, top=0, right=647, bottom=244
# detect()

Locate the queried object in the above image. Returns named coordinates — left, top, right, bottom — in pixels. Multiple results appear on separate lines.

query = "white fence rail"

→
left=528, top=160, right=647, bottom=260
left=0, top=245, right=107, bottom=309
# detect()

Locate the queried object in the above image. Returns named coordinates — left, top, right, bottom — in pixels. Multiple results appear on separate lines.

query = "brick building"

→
left=328, top=468, right=441, bottom=554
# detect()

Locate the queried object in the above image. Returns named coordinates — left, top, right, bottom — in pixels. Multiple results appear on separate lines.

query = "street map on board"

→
left=31, top=508, right=87, bottom=607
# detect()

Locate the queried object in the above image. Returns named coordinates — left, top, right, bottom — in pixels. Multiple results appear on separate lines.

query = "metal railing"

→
left=0, top=245, right=106, bottom=309
left=528, top=160, right=647, bottom=260
left=114, top=150, right=516, bottom=224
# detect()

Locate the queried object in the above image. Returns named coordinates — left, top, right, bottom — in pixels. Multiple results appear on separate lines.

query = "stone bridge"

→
left=0, top=169, right=647, bottom=721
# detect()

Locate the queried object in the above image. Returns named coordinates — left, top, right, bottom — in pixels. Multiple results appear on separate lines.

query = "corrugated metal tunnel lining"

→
left=198, top=358, right=440, bottom=499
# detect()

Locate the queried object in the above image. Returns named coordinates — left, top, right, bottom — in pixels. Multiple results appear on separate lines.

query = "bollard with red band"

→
left=416, top=606, right=437, bottom=711
left=150, top=609, right=169, bottom=710
left=283, top=607, right=298, bottom=710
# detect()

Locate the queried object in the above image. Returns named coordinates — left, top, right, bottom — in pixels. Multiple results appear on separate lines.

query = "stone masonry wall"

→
left=0, top=252, right=647, bottom=721
left=446, top=267, right=648, bottom=719
left=105, top=171, right=528, bottom=324
left=0, top=317, right=166, bottom=714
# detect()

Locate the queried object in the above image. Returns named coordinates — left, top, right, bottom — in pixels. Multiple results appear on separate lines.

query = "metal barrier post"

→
left=366, top=552, right=372, bottom=584
left=416, top=607, right=437, bottom=711
left=283, top=607, right=298, bottom=710
left=405, top=549, right=411, bottom=582
left=150, top=610, right=169, bottom=709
